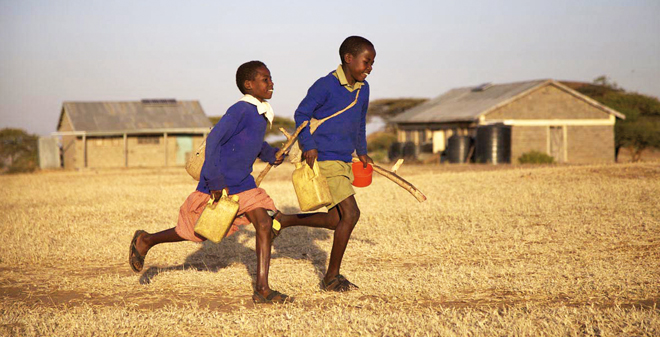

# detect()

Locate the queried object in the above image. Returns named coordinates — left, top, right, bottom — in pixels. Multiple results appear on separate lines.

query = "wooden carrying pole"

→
left=257, top=87, right=425, bottom=202
left=255, top=121, right=308, bottom=187
left=352, top=158, right=427, bottom=203
left=275, top=96, right=426, bottom=202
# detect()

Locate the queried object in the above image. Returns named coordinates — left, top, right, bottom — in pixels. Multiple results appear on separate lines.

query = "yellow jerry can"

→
left=194, top=190, right=240, bottom=243
left=292, top=160, right=332, bottom=212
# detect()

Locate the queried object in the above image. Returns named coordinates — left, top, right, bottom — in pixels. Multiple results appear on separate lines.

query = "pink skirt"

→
left=174, top=188, right=277, bottom=242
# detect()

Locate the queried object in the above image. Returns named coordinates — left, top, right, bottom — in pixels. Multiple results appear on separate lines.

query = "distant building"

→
left=391, top=80, right=625, bottom=163
left=55, top=99, right=212, bottom=170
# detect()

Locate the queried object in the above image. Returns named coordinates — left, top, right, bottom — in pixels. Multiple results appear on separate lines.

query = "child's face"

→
left=344, top=46, right=376, bottom=84
left=244, top=66, right=274, bottom=102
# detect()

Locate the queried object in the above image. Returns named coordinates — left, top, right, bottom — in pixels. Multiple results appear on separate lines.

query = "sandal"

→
left=252, top=290, right=293, bottom=304
left=321, top=274, right=359, bottom=292
left=128, top=230, right=147, bottom=273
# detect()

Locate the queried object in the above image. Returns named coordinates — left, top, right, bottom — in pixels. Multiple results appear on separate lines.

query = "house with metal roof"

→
left=391, top=79, right=625, bottom=164
left=54, top=99, right=212, bottom=170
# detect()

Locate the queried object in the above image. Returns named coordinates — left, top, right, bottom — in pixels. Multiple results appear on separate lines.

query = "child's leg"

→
left=135, top=228, right=185, bottom=256
left=245, top=208, right=277, bottom=298
left=324, top=195, right=360, bottom=283
left=129, top=228, right=186, bottom=272
left=131, top=190, right=209, bottom=270
left=277, top=208, right=341, bottom=230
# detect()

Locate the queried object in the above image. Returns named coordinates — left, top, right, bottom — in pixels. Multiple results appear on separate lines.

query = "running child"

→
left=274, top=36, right=376, bottom=292
left=128, top=60, right=292, bottom=304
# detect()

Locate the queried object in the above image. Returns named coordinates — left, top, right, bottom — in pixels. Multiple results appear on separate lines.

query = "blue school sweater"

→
left=196, top=101, right=278, bottom=195
left=294, top=69, right=370, bottom=162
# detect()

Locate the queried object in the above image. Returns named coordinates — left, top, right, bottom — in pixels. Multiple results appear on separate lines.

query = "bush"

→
left=574, top=77, right=660, bottom=162
left=518, top=151, right=554, bottom=164
left=367, top=132, right=397, bottom=152
left=0, top=128, right=38, bottom=174
left=369, top=149, right=388, bottom=163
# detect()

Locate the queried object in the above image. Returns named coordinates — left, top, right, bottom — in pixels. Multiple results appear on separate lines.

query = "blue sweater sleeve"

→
left=257, top=142, right=279, bottom=164
left=295, top=79, right=328, bottom=152
left=356, top=84, right=370, bottom=156
left=203, top=108, right=243, bottom=191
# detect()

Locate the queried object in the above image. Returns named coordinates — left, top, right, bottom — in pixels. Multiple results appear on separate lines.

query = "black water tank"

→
left=402, top=141, right=418, bottom=160
left=388, top=142, right=404, bottom=162
left=475, top=124, right=512, bottom=164
left=447, top=135, right=472, bottom=163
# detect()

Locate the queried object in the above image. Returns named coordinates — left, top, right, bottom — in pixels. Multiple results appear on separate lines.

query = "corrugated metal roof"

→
left=60, top=100, right=212, bottom=132
left=392, top=80, right=547, bottom=124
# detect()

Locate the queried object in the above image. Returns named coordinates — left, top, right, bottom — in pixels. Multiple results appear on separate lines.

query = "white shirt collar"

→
left=239, top=94, right=274, bottom=127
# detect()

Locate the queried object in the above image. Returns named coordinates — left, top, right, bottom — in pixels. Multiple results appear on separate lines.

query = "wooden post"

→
left=123, top=133, right=128, bottom=167
left=164, top=132, right=168, bottom=167
left=563, top=125, right=568, bottom=163
left=82, top=133, right=87, bottom=168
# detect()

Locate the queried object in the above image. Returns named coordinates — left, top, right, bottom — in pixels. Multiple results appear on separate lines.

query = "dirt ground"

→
left=1, top=160, right=659, bottom=336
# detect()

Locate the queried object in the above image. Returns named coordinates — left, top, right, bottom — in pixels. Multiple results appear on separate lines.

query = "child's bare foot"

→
left=322, top=274, right=359, bottom=292
left=252, top=289, right=293, bottom=304
left=128, top=230, right=149, bottom=272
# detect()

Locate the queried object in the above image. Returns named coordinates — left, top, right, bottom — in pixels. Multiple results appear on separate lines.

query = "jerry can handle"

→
left=311, top=159, right=321, bottom=179
left=221, top=189, right=240, bottom=202
left=209, top=188, right=231, bottom=204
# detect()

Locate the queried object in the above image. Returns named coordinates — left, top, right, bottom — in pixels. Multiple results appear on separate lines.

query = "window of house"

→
left=94, top=137, right=121, bottom=147
left=138, top=136, right=160, bottom=145
left=405, top=130, right=415, bottom=143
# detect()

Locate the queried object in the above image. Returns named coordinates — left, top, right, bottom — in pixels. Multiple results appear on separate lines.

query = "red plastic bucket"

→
left=351, top=162, right=373, bottom=187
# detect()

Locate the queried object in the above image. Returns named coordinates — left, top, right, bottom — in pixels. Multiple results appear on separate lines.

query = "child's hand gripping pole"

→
left=255, top=121, right=308, bottom=187
left=351, top=157, right=427, bottom=203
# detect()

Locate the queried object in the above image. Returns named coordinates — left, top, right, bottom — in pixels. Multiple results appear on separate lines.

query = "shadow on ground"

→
left=139, top=205, right=333, bottom=287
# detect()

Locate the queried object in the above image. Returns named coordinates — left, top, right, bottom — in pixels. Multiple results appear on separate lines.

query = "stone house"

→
left=55, top=99, right=212, bottom=170
left=390, top=80, right=625, bottom=163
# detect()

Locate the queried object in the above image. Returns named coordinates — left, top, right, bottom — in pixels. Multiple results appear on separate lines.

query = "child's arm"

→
left=294, top=80, right=328, bottom=165
left=257, top=142, right=282, bottom=165
left=356, top=84, right=373, bottom=167
left=203, top=109, right=243, bottom=192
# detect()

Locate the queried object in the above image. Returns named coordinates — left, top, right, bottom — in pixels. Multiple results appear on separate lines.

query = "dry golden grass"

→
left=1, top=161, right=659, bottom=336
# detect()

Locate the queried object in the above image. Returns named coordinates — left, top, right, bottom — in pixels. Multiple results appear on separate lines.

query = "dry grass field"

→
left=1, top=160, right=659, bottom=336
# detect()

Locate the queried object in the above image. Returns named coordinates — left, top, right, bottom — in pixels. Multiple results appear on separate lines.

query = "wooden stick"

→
left=391, top=159, right=404, bottom=173
left=287, top=111, right=426, bottom=202
left=373, top=164, right=427, bottom=202
left=255, top=121, right=308, bottom=187
left=353, top=158, right=426, bottom=202
left=352, top=158, right=427, bottom=203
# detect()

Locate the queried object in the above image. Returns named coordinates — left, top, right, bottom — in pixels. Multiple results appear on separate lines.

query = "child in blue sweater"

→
left=128, top=61, right=291, bottom=304
left=275, top=36, right=376, bottom=292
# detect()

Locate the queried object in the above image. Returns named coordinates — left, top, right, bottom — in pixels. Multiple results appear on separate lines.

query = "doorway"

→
left=176, top=136, right=193, bottom=165
left=549, top=126, right=565, bottom=163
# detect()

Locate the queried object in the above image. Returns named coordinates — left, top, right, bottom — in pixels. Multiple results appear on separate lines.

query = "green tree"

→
left=574, top=77, right=660, bottom=162
left=0, top=128, right=39, bottom=173
left=367, top=98, right=428, bottom=124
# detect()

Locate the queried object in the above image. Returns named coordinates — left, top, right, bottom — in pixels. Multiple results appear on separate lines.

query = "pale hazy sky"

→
left=1, top=0, right=659, bottom=136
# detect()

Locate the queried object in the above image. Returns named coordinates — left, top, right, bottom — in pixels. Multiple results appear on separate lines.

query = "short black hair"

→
left=339, top=36, right=374, bottom=64
left=236, top=61, right=267, bottom=94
